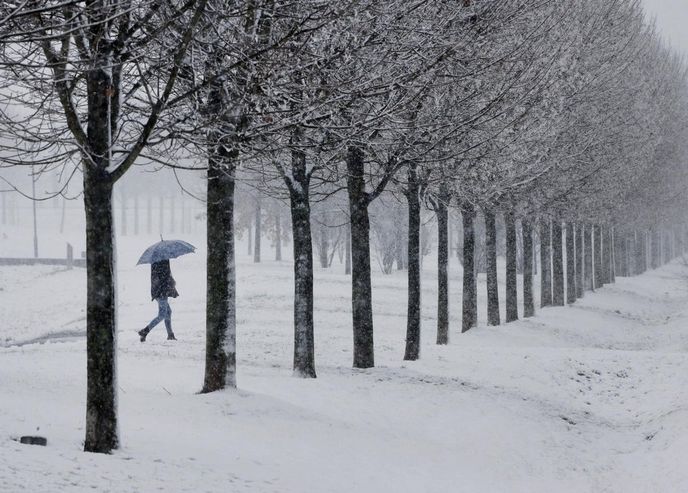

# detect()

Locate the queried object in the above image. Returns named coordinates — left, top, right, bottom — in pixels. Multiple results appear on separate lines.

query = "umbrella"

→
left=137, top=239, right=196, bottom=265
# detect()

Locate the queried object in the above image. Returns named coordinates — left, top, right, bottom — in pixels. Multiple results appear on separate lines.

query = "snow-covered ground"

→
left=1, top=225, right=688, bottom=492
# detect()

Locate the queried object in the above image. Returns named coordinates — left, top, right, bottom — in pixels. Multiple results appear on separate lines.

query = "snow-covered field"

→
left=1, top=223, right=688, bottom=492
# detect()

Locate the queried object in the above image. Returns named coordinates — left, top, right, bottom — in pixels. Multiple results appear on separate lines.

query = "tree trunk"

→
left=540, top=217, right=552, bottom=307
left=602, top=226, right=612, bottom=283
left=169, top=195, right=175, bottom=234
left=566, top=222, right=576, bottom=304
left=505, top=212, right=518, bottom=322
left=83, top=168, right=118, bottom=454
left=551, top=220, right=564, bottom=306
left=247, top=222, right=253, bottom=256
left=436, top=189, right=449, bottom=344
left=134, top=194, right=139, bottom=235
left=120, top=191, right=127, bottom=236
left=202, top=150, right=237, bottom=393
left=594, top=225, right=603, bottom=288
left=159, top=196, right=164, bottom=235
left=318, top=222, right=329, bottom=269
left=640, top=230, right=648, bottom=273
left=147, top=195, right=152, bottom=235
left=346, top=145, right=374, bottom=368
left=404, top=164, right=421, bottom=360
left=275, top=212, right=282, bottom=261
left=575, top=223, right=584, bottom=297
left=462, top=204, right=477, bottom=331
left=583, top=225, right=593, bottom=291
left=485, top=210, right=500, bottom=326
left=254, top=196, right=261, bottom=263
left=522, top=218, right=534, bottom=318
left=344, top=222, right=351, bottom=275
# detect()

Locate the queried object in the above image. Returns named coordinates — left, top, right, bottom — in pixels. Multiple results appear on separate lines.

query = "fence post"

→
left=67, top=243, right=73, bottom=269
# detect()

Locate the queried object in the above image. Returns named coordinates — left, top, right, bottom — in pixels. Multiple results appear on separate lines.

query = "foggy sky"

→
left=642, top=0, right=688, bottom=55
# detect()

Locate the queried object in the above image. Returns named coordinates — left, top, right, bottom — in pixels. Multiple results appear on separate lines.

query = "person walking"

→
left=138, top=259, right=179, bottom=342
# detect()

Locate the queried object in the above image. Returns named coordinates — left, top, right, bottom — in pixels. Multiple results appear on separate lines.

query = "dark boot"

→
left=138, top=328, right=150, bottom=342
left=167, top=333, right=177, bottom=341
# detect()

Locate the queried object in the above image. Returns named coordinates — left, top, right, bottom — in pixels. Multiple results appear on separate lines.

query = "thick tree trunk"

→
left=551, top=220, right=564, bottom=306
left=254, top=196, right=262, bottom=263
left=522, top=218, right=534, bottom=318
left=83, top=168, right=118, bottom=454
left=436, top=190, right=449, bottom=344
left=594, top=225, right=603, bottom=288
left=289, top=149, right=316, bottom=378
left=202, top=151, right=237, bottom=393
left=275, top=213, right=282, bottom=261
left=505, top=212, right=518, bottom=322
left=566, top=222, right=576, bottom=304
left=404, top=164, right=422, bottom=360
left=462, top=205, right=478, bottom=331
left=485, top=210, right=500, bottom=326
left=83, top=59, right=119, bottom=453
left=575, top=223, right=584, bottom=298
left=247, top=222, right=252, bottom=256
left=540, top=217, right=552, bottom=307
left=346, top=145, right=374, bottom=368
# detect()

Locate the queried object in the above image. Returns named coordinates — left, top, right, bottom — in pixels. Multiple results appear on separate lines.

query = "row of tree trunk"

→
left=449, top=213, right=686, bottom=339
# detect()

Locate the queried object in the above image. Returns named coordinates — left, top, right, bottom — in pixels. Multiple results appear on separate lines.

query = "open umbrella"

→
left=137, top=239, right=196, bottom=265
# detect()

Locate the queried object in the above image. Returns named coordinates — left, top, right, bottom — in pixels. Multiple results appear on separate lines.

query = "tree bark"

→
left=566, top=222, right=576, bottom=304
left=540, top=217, right=552, bottom=307
left=505, top=211, right=518, bottom=322
left=288, top=147, right=316, bottom=378
left=254, top=196, right=262, bottom=263
left=551, top=220, right=564, bottom=306
left=346, top=145, right=374, bottom=368
left=344, top=222, right=351, bottom=275
left=575, top=223, right=584, bottom=298
left=594, top=225, right=603, bottom=288
left=202, top=149, right=237, bottom=393
left=404, top=164, right=421, bottom=360
left=485, top=210, right=500, bottom=326
left=275, top=212, right=282, bottom=261
left=83, top=58, right=119, bottom=453
left=584, top=224, right=594, bottom=291
left=83, top=167, right=118, bottom=454
left=602, top=226, right=612, bottom=284
left=436, top=188, right=449, bottom=344
left=462, top=204, right=477, bottom=331
left=522, top=218, right=534, bottom=318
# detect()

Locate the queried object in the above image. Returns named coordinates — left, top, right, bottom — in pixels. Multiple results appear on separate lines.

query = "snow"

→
left=1, top=226, right=688, bottom=492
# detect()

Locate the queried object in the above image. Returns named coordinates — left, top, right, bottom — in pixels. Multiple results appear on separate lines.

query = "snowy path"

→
left=1, top=250, right=688, bottom=492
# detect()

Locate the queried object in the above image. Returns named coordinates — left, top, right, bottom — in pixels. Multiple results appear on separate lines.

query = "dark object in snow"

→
left=139, top=260, right=179, bottom=341
left=150, top=260, right=179, bottom=300
left=136, top=239, right=195, bottom=265
left=20, top=436, right=47, bottom=446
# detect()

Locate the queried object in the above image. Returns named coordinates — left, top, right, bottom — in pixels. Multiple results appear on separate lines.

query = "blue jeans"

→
left=146, top=298, right=173, bottom=337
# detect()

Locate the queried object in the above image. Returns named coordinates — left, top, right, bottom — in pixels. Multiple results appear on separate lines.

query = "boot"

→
left=138, top=328, right=150, bottom=342
left=167, top=333, right=177, bottom=341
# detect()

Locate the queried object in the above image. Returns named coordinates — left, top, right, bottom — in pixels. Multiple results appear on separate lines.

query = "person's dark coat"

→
left=151, top=260, right=179, bottom=300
